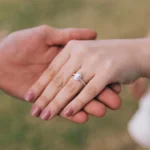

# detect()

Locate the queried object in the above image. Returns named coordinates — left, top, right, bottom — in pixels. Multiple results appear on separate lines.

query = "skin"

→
left=28, top=38, right=150, bottom=120
left=0, top=25, right=121, bottom=123
left=128, top=78, right=147, bottom=100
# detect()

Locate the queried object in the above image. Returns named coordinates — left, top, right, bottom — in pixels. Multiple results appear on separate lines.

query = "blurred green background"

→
left=0, top=0, right=150, bottom=150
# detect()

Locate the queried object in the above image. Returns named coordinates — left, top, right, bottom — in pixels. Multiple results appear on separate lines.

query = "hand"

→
left=27, top=40, right=125, bottom=121
left=0, top=25, right=121, bottom=123
left=128, top=78, right=147, bottom=99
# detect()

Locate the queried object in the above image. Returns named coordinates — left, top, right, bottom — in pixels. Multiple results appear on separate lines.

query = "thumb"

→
left=47, top=28, right=97, bottom=45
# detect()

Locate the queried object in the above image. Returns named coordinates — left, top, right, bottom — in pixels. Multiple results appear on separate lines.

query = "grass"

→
left=0, top=0, right=150, bottom=149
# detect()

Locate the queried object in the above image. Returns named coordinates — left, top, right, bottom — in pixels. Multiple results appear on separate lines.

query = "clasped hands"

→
left=0, top=25, right=123, bottom=123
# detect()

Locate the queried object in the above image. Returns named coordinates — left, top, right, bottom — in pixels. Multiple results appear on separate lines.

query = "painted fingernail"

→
left=25, top=91, right=35, bottom=102
left=40, top=110, right=51, bottom=120
left=64, top=108, right=73, bottom=117
left=31, top=105, right=40, bottom=117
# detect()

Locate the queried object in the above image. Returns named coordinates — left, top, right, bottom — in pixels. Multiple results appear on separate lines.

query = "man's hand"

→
left=0, top=25, right=121, bottom=123
left=0, top=25, right=96, bottom=98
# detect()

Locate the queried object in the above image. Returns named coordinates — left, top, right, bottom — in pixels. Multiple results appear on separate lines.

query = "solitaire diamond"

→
left=73, top=72, right=82, bottom=80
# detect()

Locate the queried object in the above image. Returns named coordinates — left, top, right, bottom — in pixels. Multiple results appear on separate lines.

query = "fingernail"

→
left=40, top=110, right=51, bottom=120
left=64, top=108, right=73, bottom=117
left=31, top=105, right=40, bottom=117
left=25, top=91, right=35, bottom=102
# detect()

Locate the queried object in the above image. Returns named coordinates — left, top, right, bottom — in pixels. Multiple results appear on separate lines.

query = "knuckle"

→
left=40, top=24, right=49, bottom=30
left=86, top=86, right=99, bottom=96
left=46, top=66, right=56, bottom=78
left=39, top=95, right=49, bottom=104
left=39, top=25, right=54, bottom=37
left=85, top=54, right=98, bottom=66
left=75, top=43, right=85, bottom=53
left=35, top=95, right=48, bottom=108
left=103, top=60, right=115, bottom=74
left=67, top=40, right=78, bottom=47
left=51, top=75, right=64, bottom=88
left=77, top=98, right=86, bottom=107
left=52, top=100, right=62, bottom=110
left=67, top=40, right=85, bottom=54
left=34, top=81, right=43, bottom=91
left=66, top=81, right=77, bottom=93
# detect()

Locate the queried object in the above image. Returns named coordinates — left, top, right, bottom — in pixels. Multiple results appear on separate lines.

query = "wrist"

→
left=136, top=38, right=150, bottom=78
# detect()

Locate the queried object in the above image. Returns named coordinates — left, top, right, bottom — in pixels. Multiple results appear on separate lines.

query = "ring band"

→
left=73, top=72, right=86, bottom=86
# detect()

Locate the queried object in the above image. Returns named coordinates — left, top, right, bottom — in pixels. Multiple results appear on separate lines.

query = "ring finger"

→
left=30, top=58, right=81, bottom=117
left=60, top=100, right=107, bottom=124
left=39, top=68, right=93, bottom=120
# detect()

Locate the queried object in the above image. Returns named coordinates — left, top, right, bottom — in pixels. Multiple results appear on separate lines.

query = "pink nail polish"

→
left=40, top=110, right=51, bottom=120
left=64, top=108, right=73, bottom=117
left=25, top=91, right=35, bottom=102
left=31, top=105, right=40, bottom=117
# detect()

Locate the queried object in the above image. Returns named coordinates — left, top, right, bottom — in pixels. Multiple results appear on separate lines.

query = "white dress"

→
left=128, top=89, right=150, bottom=148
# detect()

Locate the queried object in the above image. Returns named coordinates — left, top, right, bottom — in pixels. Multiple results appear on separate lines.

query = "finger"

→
left=40, top=69, right=93, bottom=120
left=83, top=86, right=121, bottom=117
left=97, top=87, right=122, bottom=110
left=25, top=48, right=70, bottom=102
left=109, top=83, right=121, bottom=94
left=47, top=28, right=97, bottom=45
left=83, top=100, right=107, bottom=118
left=60, top=111, right=89, bottom=124
left=81, top=83, right=121, bottom=116
left=62, top=75, right=109, bottom=117
left=31, top=59, right=81, bottom=117
left=30, top=104, right=89, bottom=124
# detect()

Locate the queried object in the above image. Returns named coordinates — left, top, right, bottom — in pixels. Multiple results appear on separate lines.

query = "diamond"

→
left=73, top=72, right=82, bottom=80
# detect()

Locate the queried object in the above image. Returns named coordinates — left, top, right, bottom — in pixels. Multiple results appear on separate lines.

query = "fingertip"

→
left=84, top=100, right=107, bottom=118
left=96, top=104, right=107, bottom=117
left=80, top=28, right=97, bottom=39
left=30, top=105, right=41, bottom=117
left=60, top=111, right=89, bottom=124
left=70, top=28, right=97, bottom=40
left=74, top=113, right=89, bottom=124
left=110, top=96, right=122, bottom=110
left=110, top=83, right=121, bottom=94
left=24, top=90, right=35, bottom=102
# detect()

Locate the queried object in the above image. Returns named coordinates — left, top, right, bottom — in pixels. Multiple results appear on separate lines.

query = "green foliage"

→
left=62, top=125, right=88, bottom=148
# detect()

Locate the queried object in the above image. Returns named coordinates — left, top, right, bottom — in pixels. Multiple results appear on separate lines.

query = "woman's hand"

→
left=27, top=39, right=142, bottom=121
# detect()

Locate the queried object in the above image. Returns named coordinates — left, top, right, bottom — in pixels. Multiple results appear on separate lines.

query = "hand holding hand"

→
left=0, top=25, right=121, bottom=123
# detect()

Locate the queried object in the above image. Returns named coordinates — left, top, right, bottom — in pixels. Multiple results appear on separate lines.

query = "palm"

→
left=0, top=27, right=61, bottom=99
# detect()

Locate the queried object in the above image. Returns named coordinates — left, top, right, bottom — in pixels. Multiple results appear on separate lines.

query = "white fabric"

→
left=128, top=90, right=150, bottom=148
